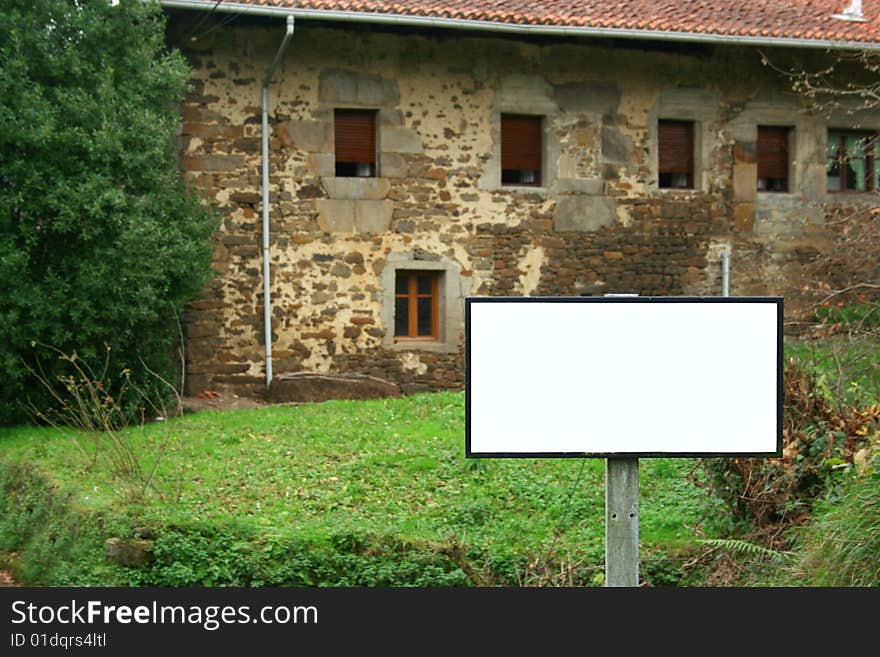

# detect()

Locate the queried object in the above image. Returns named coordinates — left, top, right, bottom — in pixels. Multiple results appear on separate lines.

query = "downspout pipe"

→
left=261, top=15, right=295, bottom=386
left=721, top=250, right=730, bottom=298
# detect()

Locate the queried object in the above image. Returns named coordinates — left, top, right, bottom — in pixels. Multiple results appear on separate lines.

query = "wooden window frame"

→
left=334, top=109, right=377, bottom=178
left=501, top=114, right=542, bottom=187
left=827, top=130, right=878, bottom=193
left=658, top=119, right=695, bottom=189
left=757, top=126, right=791, bottom=193
left=393, top=271, right=440, bottom=341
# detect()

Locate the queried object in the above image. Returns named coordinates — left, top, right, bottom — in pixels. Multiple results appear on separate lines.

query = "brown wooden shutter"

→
left=658, top=120, right=694, bottom=174
left=335, top=110, right=375, bottom=164
left=501, top=115, right=541, bottom=172
left=757, top=127, right=789, bottom=180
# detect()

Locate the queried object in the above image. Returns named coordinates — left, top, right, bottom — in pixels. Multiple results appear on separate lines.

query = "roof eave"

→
left=158, top=0, right=880, bottom=51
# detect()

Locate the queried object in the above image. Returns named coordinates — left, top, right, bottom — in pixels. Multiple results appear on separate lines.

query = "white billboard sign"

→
left=466, top=297, right=782, bottom=457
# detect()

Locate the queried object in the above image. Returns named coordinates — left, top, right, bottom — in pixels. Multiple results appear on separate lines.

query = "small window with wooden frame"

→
left=658, top=120, right=695, bottom=189
left=394, top=271, right=440, bottom=341
left=757, top=126, right=791, bottom=192
left=334, top=109, right=377, bottom=177
left=501, top=114, right=542, bottom=186
left=827, top=130, right=878, bottom=192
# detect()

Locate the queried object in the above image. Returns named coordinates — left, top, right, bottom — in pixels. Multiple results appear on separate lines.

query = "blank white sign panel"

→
left=466, top=298, right=782, bottom=457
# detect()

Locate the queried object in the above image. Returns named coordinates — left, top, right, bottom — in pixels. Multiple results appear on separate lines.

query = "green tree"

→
left=0, top=0, right=219, bottom=424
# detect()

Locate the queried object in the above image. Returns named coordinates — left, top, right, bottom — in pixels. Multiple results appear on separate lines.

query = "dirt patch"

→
left=268, top=372, right=401, bottom=404
left=0, top=570, right=20, bottom=587
left=181, top=373, right=404, bottom=413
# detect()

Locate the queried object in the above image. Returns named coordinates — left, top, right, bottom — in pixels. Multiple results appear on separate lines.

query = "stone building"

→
left=160, top=1, right=880, bottom=398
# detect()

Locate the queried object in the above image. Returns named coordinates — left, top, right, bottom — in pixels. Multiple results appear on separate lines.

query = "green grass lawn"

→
left=0, top=391, right=719, bottom=586
left=3, top=332, right=876, bottom=587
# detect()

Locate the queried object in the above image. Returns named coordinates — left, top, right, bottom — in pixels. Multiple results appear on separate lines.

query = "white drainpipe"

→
left=721, top=251, right=730, bottom=297
left=261, top=15, right=295, bottom=386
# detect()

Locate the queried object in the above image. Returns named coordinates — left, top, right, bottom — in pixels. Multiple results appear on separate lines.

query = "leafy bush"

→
left=124, top=525, right=474, bottom=587
left=814, top=299, right=880, bottom=330
left=0, top=0, right=218, bottom=424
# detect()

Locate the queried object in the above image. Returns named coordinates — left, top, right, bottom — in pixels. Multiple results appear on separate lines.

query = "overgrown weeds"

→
left=787, top=207, right=880, bottom=408
left=694, top=355, right=879, bottom=551
left=787, top=436, right=880, bottom=586
left=0, top=461, right=129, bottom=585
left=514, top=549, right=603, bottom=587
left=23, top=344, right=181, bottom=503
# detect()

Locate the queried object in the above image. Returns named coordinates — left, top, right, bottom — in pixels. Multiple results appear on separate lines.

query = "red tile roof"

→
left=163, top=1, right=880, bottom=46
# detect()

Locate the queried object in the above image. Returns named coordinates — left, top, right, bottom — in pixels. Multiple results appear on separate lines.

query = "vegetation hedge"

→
left=0, top=0, right=218, bottom=425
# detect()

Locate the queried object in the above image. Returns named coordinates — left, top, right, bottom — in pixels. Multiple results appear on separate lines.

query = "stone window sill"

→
left=827, top=191, right=879, bottom=197
left=322, top=176, right=390, bottom=201
left=390, top=339, right=457, bottom=354
left=498, top=185, right=548, bottom=197
left=655, top=186, right=698, bottom=192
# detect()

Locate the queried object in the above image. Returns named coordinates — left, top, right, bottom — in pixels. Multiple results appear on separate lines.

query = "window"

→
left=394, top=271, right=439, bottom=340
left=501, top=114, right=542, bottom=186
left=827, top=130, right=878, bottom=192
left=334, top=109, right=376, bottom=177
left=658, top=120, right=694, bottom=189
left=757, top=126, right=791, bottom=192
left=380, top=255, right=465, bottom=353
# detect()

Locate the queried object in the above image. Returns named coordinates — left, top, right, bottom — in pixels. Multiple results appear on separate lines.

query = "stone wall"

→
left=170, top=16, right=880, bottom=398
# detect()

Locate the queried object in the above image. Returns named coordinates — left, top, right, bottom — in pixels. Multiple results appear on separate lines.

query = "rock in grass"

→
left=104, top=538, right=154, bottom=568
left=268, top=372, right=401, bottom=403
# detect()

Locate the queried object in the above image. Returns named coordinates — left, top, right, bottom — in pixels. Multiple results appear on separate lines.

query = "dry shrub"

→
left=695, top=357, right=879, bottom=548
left=514, top=550, right=602, bottom=587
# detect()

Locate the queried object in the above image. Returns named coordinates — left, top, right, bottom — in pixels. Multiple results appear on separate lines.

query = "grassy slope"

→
left=0, top=391, right=718, bottom=586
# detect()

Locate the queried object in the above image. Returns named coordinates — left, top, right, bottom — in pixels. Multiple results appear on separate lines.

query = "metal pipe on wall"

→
left=261, top=15, right=295, bottom=386
left=721, top=251, right=730, bottom=297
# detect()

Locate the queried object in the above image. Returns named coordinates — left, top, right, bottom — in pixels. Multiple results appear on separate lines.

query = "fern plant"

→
left=697, top=538, right=790, bottom=562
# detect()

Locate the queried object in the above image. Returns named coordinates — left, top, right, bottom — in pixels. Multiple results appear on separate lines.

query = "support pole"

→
left=601, top=292, right=641, bottom=587
left=721, top=250, right=730, bottom=298
left=605, top=457, right=640, bottom=587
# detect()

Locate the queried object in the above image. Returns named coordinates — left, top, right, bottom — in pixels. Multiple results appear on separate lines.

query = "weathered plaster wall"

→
left=172, top=19, right=878, bottom=397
